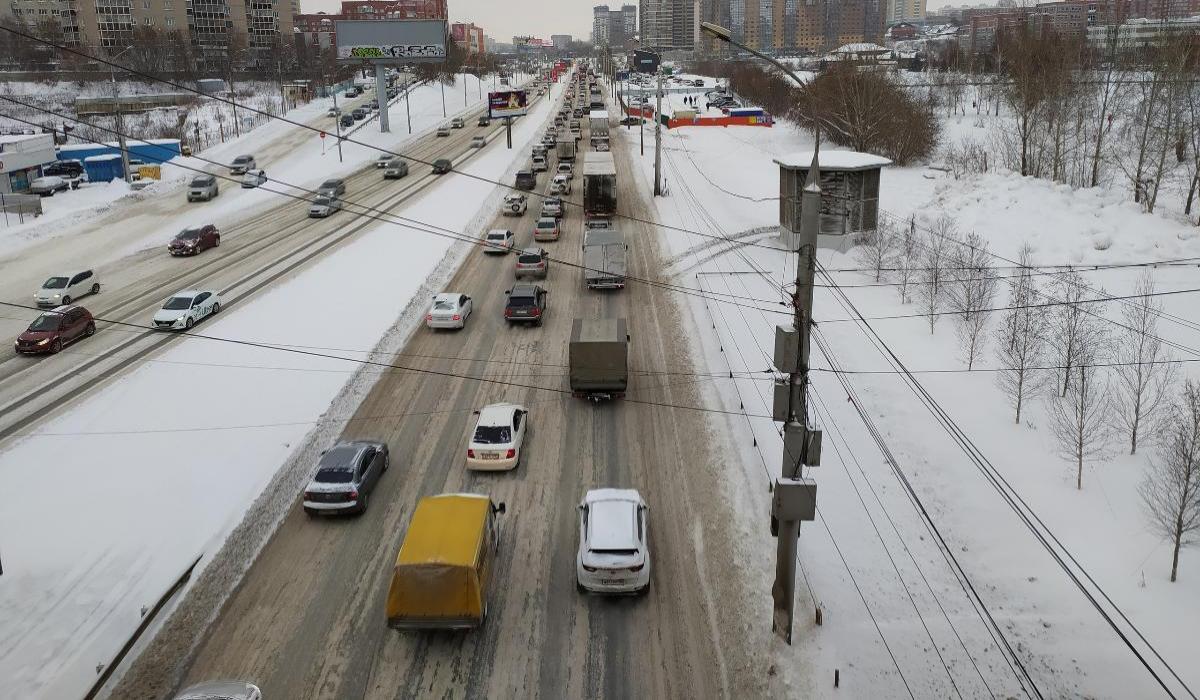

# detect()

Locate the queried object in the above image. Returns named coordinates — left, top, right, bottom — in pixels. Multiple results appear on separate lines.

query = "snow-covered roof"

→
left=833, top=42, right=888, bottom=54
left=589, top=109, right=609, bottom=119
left=0, top=133, right=47, bottom=144
left=83, top=154, right=123, bottom=162
left=774, top=150, right=892, bottom=171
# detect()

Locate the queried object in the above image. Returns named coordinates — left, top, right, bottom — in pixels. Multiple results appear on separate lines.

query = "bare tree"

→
left=1113, top=271, right=1178, bottom=454
left=994, top=250, right=1048, bottom=423
left=1047, top=270, right=1108, bottom=397
left=918, top=216, right=955, bottom=333
left=894, top=216, right=919, bottom=304
left=855, top=217, right=896, bottom=282
left=1047, top=364, right=1113, bottom=490
left=946, top=231, right=999, bottom=369
left=1141, top=380, right=1200, bottom=582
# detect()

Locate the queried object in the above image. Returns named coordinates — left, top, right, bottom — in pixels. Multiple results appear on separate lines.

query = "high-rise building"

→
left=551, top=33, right=573, bottom=49
left=886, top=0, right=927, bottom=23
left=593, top=5, right=612, bottom=44
left=594, top=4, right=638, bottom=47
left=704, top=0, right=885, bottom=54
left=639, top=0, right=694, bottom=51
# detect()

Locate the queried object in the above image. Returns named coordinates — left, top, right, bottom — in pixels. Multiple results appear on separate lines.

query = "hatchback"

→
left=514, top=247, right=549, bottom=279
left=303, top=440, right=389, bottom=516
left=551, top=173, right=572, bottom=195
left=14, top=305, right=95, bottom=355
left=168, top=225, right=220, bottom=256
left=34, top=270, right=99, bottom=307
left=533, top=217, right=560, bottom=242
left=576, top=488, right=650, bottom=595
left=465, top=403, right=528, bottom=471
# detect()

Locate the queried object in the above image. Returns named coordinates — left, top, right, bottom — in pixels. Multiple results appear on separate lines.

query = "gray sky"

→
left=301, top=0, right=594, bottom=44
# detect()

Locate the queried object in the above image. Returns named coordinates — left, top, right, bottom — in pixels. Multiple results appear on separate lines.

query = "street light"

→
left=109, top=45, right=135, bottom=184
left=699, top=21, right=806, bottom=87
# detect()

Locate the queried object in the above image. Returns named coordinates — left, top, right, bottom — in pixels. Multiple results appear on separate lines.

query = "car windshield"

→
left=473, top=425, right=511, bottom=444
left=433, top=300, right=455, bottom=310
left=233, top=156, right=251, bottom=164
left=42, top=277, right=69, bottom=289
left=177, top=229, right=200, bottom=240
left=536, top=221, right=554, bottom=229
left=28, top=314, right=61, bottom=331
left=518, top=253, right=543, bottom=264
left=190, top=177, right=211, bottom=186
left=313, top=197, right=331, bottom=206
left=163, top=296, right=193, bottom=310
left=506, top=295, right=535, bottom=307
left=320, top=180, right=340, bottom=189
left=487, top=232, right=507, bottom=240
left=314, top=468, right=354, bottom=484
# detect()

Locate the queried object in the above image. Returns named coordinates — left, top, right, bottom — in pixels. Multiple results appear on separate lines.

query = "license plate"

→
left=481, top=453, right=499, bottom=460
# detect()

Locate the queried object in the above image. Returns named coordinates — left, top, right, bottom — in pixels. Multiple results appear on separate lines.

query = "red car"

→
left=14, top=305, right=95, bottom=354
left=168, top=225, right=220, bottom=256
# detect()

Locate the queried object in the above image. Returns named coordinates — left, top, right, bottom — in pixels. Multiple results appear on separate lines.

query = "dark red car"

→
left=14, top=305, right=95, bottom=354
left=168, top=225, right=220, bottom=256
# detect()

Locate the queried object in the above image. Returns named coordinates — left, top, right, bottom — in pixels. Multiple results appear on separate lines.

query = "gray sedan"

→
left=303, top=440, right=389, bottom=516
left=308, top=195, right=342, bottom=218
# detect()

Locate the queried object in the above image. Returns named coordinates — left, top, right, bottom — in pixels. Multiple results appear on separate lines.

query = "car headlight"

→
left=36, top=338, right=50, bottom=346
left=52, top=293, right=60, bottom=298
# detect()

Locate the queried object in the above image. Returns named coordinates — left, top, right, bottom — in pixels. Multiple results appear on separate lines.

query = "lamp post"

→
left=700, top=20, right=820, bottom=647
left=109, top=45, right=135, bottom=184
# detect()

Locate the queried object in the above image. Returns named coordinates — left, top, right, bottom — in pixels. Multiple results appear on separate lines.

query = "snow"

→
left=0, top=74, right=557, bottom=700
left=621, top=114, right=1200, bottom=696
left=775, top=150, right=894, bottom=170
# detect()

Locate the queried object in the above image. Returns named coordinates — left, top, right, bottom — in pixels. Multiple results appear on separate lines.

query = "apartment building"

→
left=293, top=0, right=448, bottom=56
left=593, top=4, right=637, bottom=47
left=719, top=0, right=886, bottom=54
left=886, top=0, right=927, bottom=23
left=639, top=0, right=694, bottom=52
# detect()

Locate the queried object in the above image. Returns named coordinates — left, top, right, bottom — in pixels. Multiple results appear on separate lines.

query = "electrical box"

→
left=782, top=420, right=821, bottom=477
left=773, top=324, right=799, bottom=373
left=772, top=477, right=818, bottom=522
left=773, top=379, right=798, bottom=422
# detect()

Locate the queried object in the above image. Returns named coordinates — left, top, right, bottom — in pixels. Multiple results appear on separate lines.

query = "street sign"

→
left=488, top=89, right=528, bottom=119
left=319, top=131, right=326, bottom=139
left=334, top=20, right=448, bottom=64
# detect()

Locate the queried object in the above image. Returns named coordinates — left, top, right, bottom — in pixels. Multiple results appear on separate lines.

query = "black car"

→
left=503, top=284, right=548, bottom=325
left=619, top=116, right=643, bottom=126
left=477, top=115, right=491, bottom=127
left=340, top=114, right=354, bottom=128
left=43, top=160, right=85, bottom=187
left=352, top=108, right=367, bottom=120
left=432, top=158, right=452, bottom=174
left=515, top=170, right=537, bottom=190
left=302, top=440, right=389, bottom=516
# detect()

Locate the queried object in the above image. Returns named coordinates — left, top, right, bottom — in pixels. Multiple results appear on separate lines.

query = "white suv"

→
left=576, top=489, right=650, bottom=595
left=502, top=194, right=527, bottom=216
left=483, top=228, right=515, bottom=254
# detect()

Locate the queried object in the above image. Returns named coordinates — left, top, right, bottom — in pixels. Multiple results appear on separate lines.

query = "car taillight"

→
left=303, top=492, right=313, bottom=500
left=467, top=448, right=476, bottom=458
left=630, top=563, right=644, bottom=572
left=349, top=490, right=358, bottom=500
left=504, top=308, right=512, bottom=317
left=530, top=308, right=541, bottom=316
left=505, top=449, right=516, bottom=458
left=425, top=313, right=433, bottom=321
left=452, top=314, right=461, bottom=321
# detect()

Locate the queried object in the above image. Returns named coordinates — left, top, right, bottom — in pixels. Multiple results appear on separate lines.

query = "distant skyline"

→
left=301, top=0, right=595, bottom=42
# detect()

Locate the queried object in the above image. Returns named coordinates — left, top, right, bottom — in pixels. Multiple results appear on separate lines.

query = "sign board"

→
left=335, top=20, right=448, bottom=64
left=489, top=89, right=528, bottom=119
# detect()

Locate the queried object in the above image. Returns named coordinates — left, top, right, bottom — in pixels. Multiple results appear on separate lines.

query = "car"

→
left=240, top=169, right=267, bottom=188
left=531, top=154, right=548, bottom=172
left=308, top=195, right=342, bottom=217
left=432, top=158, right=453, bottom=174
left=345, top=86, right=361, bottom=97
left=551, top=173, right=572, bottom=195
left=470, top=135, right=486, bottom=149
left=532, top=143, right=548, bottom=158
left=34, top=270, right=100, bottom=308
left=340, top=114, right=354, bottom=128
left=465, top=402, right=529, bottom=471
left=303, top=440, right=389, bottom=516
left=173, top=681, right=262, bottom=700
left=619, top=116, right=642, bottom=126
left=451, top=116, right=465, bottom=128
left=229, top=155, right=256, bottom=175
left=515, top=170, right=537, bottom=190
left=327, top=106, right=341, bottom=117
left=383, top=158, right=409, bottom=179
left=29, top=176, right=69, bottom=196
left=168, top=225, right=220, bottom=256
left=541, top=197, right=564, bottom=218
left=541, top=134, right=555, bottom=147
left=503, top=283, right=548, bottom=325
left=514, top=247, right=549, bottom=279
left=187, top=174, right=219, bottom=201
left=14, top=305, right=95, bottom=355
left=436, top=125, right=451, bottom=137
left=576, top=488, right=650, bottom=595
left=42, top=160, right=86, bottom=188
left=426, top=292, right=473, bottom=330
left=556, top=162, right=574, bottom=179
left=482, top=228, right=515, bottom=254
left=317, top=178, right=346, bottom=197
left=502, top=193, right=527, bottom=216
left=375, top=153, right=394, bottom=168
left=152, top=289, right=221, bottom=330
left=533, top=216, right=560, bottom=242
left=352, top=107, right=367, bottom=120
left=477, top=115, right=491, bottom=127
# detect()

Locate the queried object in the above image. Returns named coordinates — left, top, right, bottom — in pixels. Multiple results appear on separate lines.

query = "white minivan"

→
left=35, top=270, right=100, bottom=308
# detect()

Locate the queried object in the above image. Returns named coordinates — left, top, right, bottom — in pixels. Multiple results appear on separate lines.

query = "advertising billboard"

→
left=450, top=23, right=467, bottom=42
left=488, top=89, right=528, bottom=119
left=335, top=20, right=448, bottom=63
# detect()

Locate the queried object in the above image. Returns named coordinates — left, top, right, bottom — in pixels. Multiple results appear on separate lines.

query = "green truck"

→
left=569, top=318, right=629, bottom=401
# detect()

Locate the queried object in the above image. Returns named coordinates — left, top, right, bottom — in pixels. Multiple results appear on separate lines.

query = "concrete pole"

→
left=440, top=79, right=446, bottom=117
left=110, top=58, right=132, bottom=184
left=331, top=85, right=343, bottom=163
left=375, top=62, right=390, bottom=133
left=653, top=70, right=663, bottom=196
left=404, top=71, right=412, bottom=134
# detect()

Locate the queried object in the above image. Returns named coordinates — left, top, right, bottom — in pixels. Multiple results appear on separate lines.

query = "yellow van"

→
left=386, top=493, right=505, bottom=630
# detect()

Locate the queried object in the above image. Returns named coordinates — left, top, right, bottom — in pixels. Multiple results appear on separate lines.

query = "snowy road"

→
left=110, top=112, right=770, bottom=699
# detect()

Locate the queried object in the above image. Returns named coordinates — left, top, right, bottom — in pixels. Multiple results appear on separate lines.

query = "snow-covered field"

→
left=623, top=114, right=1200, bottom=697
left=0, top=76, right=554, bottom=700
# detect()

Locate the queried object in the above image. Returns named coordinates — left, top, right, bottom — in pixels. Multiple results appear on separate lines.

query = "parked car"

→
left=42, top=160, right=85, bottom=188
left=432, top=158, right=453, bottom=174
left=14, top=305, right=94, bottom=355
left=436, top=125, right=451, bottom=137
left=187, top=174, right=219, bottom=202
left=308, top=195, right=342, bottom=218
left=465, top=403, right=529, bottom=471
left=502, top=193, right=527, bottom=216
left=340, top=114, right=354, bottom=128
left=477, top=115, right=491, bottom=127
left=426, top=292, right=473, bottom=330
left=514, top=247, right=550, bottom=279
left=240, top=169, right=267, bottom=188
left=619, top=116, right=643, bottom=126
left=151, top=289, right=221, bottom=330
left=317, top=178, right=346, bottom=197
left=327, top=106, right=341, bottom=117
left=29, top=176, right=69, bottom=196
left=229, top=154, right=256, bottom=175
left=34, top=270, right=100, bottom=308
left=576, top=488, right=650, bottom=595
left=173, top=681, right=262, bottom=700
left=541, top=197, right=564, bottom=219
left=551, top=173, right=572, bottom=195
left=375, top=153, right=394, bottom=168
left=303, top=440, right=389, bottom=516
left=533, top=217, right=560, bottom=242
left=483, top=228, right=515, bottom=254
left=503, top=283, right=548, bottom=325
left=168, top=225, right=220, bottom=256
left=469, top=135, right=486, bottom=149
left=383, top=159, right=409, bottom=179
left=451, top=116, right=465, bottom=128
left=352, top=108, right=367, bottom=120
left=515, top=170, right=537, bottom=190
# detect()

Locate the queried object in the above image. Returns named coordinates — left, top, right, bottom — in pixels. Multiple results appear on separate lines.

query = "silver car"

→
left=308, top=195, right=342, bottom=217
left=187, top=174, right=219, bottom=202
left=383, top=159, right=409, bottom=179
left=317, top=178, right=346, bottom=198
left=541, top=197, right=564, bottom=218
left=229, top=154, right=256, bottom=175
left=173, top=680, right=261, bottom=700
left=303, top=440, right=389, bottom=515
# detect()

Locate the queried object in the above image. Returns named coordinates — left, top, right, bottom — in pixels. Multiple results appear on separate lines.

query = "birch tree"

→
left=1047, top=364, right=1113, bottom=490
left=1047, top=270, right=1108, bottom=396
left=946, top=231, right=998, bottom=369
left=994, top=252, right=1048, bottom=423
left=918, top=216, right=955, bottom=333
left=1113, top=271, right=1178, bottom=454
left=1141, top=380, right=1200, bottom=582
left=855, top=217, right=896, bottom=283
left=894, top=217, right=919, bottom=304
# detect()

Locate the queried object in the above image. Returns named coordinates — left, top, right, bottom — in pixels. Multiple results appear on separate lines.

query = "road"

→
left=111, top=98, right=768, bottom=698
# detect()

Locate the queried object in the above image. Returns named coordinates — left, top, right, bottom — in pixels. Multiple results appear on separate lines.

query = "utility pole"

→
left=331, top=85, right=343, bottom=162
left=228, top=52, right=241, bottom=139
left=110, top=45, right=134, bottom=183
left=276, top=52, right=286, bottom=116
left=375, top=62, right=390, bottom=133
left=404, top=70, right=412, bottom=133
left=653, top=69, right=663, bottom=195
left=440, top=79, right=446, bottom=117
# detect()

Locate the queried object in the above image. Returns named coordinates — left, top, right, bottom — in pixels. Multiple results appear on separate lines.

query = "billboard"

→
left=450, top=23, right=467, bottom=42
left=489, top=89, right=528, bottom=118
left=633, top=49, right=660, bottom=73
left=335, top=20, right=448, bottom=63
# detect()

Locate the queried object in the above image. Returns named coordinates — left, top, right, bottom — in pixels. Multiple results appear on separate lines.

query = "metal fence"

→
left=0, top=192, right=43, bottom=225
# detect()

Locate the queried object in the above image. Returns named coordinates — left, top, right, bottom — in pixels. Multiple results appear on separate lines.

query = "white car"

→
left=465, top=402, right=528, bottom=471
left=30, top=176, right=70, bottom=196
left=576, top=488, right=650, bottom=595
left=470, top=135, right=486, bottom=148
left=152, top=289, right=221, bottom=330
left=35, top=270, right=100, bottom=308
left=173, top=680, right=261, bottom=700
left=375, top=153, right=393, bottom=168
left=502, top=194, right=527, bottom=216
left=483, top=228, right=515, bottom=254
left=551, top=173, right=572, bottom=195
left=556, top=162, right=574, bottom=179
left=426, top=292, right=473, bottom=330
left=240, top=169, right=267, bottom=188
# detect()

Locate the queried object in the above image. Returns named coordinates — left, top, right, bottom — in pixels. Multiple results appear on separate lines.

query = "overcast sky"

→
left=301, top=0, right=595, bottom=43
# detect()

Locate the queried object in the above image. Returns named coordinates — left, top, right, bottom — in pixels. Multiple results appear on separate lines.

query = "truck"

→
left=582, top=227, right=627, bottom=290
left=582, top=152, right=617, bottom=220
left=556, top=135, right=577, bottom=163
left=588, top=109, right=610, bottom=149
left=569, top=318, right=629, bottom=401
